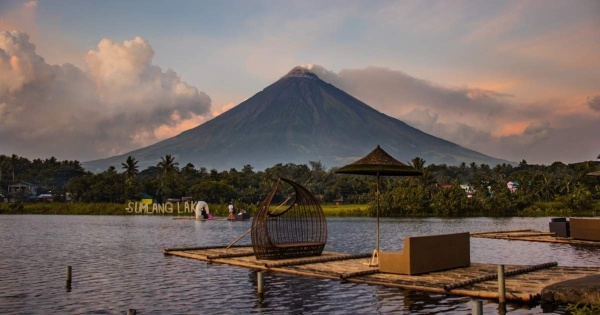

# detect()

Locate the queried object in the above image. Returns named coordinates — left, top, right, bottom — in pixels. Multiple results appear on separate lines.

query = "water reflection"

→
left=0, top=215, right=597, bottom=314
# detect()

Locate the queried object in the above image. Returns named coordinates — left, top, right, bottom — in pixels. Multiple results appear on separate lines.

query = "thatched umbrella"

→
left=335, top=145, right=422, bottom=266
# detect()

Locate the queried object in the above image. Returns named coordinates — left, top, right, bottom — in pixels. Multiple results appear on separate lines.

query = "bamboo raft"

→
left=163, top=245, right=600, bottom=303
left=471, top=229, right=600, bottom=246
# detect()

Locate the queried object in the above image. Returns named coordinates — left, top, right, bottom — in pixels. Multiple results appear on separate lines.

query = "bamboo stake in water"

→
left=498, top=265, right=506, bottom=303
left=65, top=266, right=72, bottom=289
left=257, top=271, right=264, bottom=295
left=471, top=300, right=483, bottom=315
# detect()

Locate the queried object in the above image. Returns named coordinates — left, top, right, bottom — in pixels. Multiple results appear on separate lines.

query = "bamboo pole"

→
left=163, top=244, right=251, bottom=253
left=210, top=258, right=268, bottom=270
left=257, top=272, right=264, bottom=294
left=226, top=229, right=252, bottom=249
left=344, top=277, right=535, bottom=302
left=207, top=251, right=255, bottom=259
left=65, top=266, right=72, bottom=289
left=470, top=229, right=533, bottom=236
left=471, top=300, right=483, bottom=315
left=268, top=267, right=340, bottom=281
left=265, top=253, right=371, bottom=268
left=340, top=269, right=380, bottom=282
left=498, top=265, right=506, bottom=303
left=443, top=262, right=558, bottom=291
left=370, top=172, right=380, bottom=267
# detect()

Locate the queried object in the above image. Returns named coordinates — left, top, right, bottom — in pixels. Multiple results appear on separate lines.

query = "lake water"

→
left=1, top=215, right=598, bottom=314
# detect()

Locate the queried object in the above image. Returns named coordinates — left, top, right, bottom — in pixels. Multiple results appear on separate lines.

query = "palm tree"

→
left=410, top=157, right=426, bottom=171
left=557, top=176, right=574, bottom=195
left=0, top=155, right=5, bottom=181
left=519, top=159, right=528, bottom=167
left=536, top=173, right=555, bottom=201
left=409, top=157, right=429, bottom=185
left=10, top=154, right=18, bottom=181
left=157, top=154, right=179, bottom=176
left=121, top=156, right=140, bottom=180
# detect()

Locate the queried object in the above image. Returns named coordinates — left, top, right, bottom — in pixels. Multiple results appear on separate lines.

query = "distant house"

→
left=507, top=181, right=519, bottom=193
left=7, top=182, right=39, bottom=202
left=460, top=184, right=476, bottom=198
left=37, top=194, right=54, bottom=202
left=333, top=196, right=344, bottom=206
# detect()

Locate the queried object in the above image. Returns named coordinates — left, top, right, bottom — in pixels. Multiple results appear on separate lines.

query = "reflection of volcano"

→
left=84, top=67, right=510, bottom=172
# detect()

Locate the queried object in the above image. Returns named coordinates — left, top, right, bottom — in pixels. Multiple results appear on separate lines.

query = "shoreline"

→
left=1, top=202, right=598, bottom=218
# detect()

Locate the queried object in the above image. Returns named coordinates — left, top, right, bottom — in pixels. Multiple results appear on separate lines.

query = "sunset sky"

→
left=1, top=0, right=599, bottom=166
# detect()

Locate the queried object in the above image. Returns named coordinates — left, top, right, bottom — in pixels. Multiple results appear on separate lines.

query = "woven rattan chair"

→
left=251, top=177, right=327, bottom=260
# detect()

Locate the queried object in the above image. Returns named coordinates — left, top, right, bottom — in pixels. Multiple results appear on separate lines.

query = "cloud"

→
left=310, top=65, right=515, bottom=135
left=588, top=95, right=600, bottom=111
left=306, top=65, right=599, bottom=164
left=524, top=120, right=551, bottom=138
left=211, top=102, right=236, bottom=117
left=0, top=31, right=211, bottom=161
left=311, top=65, right=510, bottom=114
left=24, top=1, right=37, bottom=9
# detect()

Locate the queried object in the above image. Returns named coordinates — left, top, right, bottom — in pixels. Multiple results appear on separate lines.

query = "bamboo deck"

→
left=471, top=229, right=600, bottom=246
left=163, top=245, right=600, bottom=304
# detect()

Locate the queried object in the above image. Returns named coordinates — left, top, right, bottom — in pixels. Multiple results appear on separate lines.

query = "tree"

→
left=121, top=156, right=141, bottom=201
left=309, top=160, right=325, bottom=172
left=10, top=154, right=18, bottom=180
left=535, top=173, right=555, bottom=201
left=157, top=154, right=179, bottom=176
left=121, top=156, right=140, bottom=180
left=0, top=155, right=5, bottom=181
left=410, top=157, right=426, bottom=171
left=189, top=180, right=234, bottom=203
left=519, top=159, right=528, bottom=167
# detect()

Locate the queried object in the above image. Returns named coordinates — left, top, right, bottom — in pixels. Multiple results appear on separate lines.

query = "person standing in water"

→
left=195, top=201, right=210, bottom=220
left=227, top=203, right=235, bottom=220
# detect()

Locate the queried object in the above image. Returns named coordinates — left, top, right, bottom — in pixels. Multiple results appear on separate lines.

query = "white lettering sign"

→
left=125, top=201, right=196, bottom=215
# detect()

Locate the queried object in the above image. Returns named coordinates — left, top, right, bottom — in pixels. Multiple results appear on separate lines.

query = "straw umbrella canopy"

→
left=335, top=145, right=422, bottom=266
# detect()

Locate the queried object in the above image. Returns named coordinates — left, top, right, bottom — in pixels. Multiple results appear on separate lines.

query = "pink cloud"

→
left=0, top=31, right=212, bottom=161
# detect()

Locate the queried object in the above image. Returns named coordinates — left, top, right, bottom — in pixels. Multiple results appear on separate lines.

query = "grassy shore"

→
left=321, top=204, right=369, bottom=216
left=1, top=201, right=598, bottom=217
left=0, top=202, right=371, bottom=216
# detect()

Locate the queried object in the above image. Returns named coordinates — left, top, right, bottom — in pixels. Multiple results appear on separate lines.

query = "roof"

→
left=335, top=145, right=422, bottom=176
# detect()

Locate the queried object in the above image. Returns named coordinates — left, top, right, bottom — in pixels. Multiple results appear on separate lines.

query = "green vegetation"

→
left=322, top=204, right=369, bottom=217
left=565, top=295, right=600, bottom=315
left=1, top=154, right=600, bottom=217
left=0, top=202, right=129, bottom=215
left=0, top=202, right=370, bottom=216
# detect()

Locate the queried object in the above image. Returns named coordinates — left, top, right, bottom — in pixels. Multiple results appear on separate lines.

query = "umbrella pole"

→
left=370, top=172, right=381, bottom=267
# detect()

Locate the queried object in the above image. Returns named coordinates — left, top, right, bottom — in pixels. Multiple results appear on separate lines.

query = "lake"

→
left=1, top=215, right=598, bottom=314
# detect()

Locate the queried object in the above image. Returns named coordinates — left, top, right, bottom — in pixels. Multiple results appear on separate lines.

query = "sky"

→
left=0, top=0, right=599, bottom=166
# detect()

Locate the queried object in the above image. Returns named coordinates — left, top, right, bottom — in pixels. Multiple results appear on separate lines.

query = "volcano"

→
left=83, top=67, right=510, bottom=171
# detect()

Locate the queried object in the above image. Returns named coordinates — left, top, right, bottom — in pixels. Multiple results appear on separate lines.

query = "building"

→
left=7, top=182, right=39, bottom=202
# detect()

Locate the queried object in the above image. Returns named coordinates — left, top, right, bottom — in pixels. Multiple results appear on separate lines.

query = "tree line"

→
left=1, top=154, right=599, bottom=217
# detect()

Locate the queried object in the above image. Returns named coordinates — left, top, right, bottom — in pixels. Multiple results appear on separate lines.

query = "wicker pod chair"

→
left=251, top=177, right=327, bottom=260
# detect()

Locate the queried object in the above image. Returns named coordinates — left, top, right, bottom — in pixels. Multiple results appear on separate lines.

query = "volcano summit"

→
left=84, top=67, right=510, bottom=171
